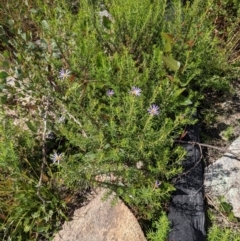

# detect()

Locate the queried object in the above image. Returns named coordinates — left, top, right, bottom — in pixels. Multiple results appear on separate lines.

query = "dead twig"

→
left=37, top=97, right=49, bottom=205
left=175, top=140, right=240, bottom=160
left=173, top=139, right=240, bottom=188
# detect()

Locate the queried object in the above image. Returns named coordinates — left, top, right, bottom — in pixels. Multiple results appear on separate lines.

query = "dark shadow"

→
left=168, top=124, right=206, bottom=241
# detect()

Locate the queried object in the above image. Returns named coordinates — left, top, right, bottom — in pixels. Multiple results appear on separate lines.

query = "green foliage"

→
left=217, top=196, right=238, bottom=222
left=0, top=118, right=67, bottom=240
left=220, top=126, right=234, bottom=141
left=0, top=0, right=238, bottom=240
left=147, top=212, right=170, bottom=241
left=207, top=225, right=240, bottom=241
left=206, top=198, right=240, bottom=241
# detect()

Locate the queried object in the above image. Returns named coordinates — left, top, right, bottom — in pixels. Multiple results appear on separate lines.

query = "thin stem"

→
left=37, top=96, right=50, bottom=205
left=175, top=140, right=240, bottom=159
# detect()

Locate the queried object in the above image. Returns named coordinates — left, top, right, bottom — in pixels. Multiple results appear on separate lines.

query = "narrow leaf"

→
left=161, top=32, right=174, bottom=43
left=180, top=99, right=192, bottom=106
left=173, top=88, right=185, bottom=99
left=179, top=79, right=192, bottom=87
left=26, top=121, right=37, bottom=133
left=162, top=56, right=180, bottom=71
left=164, top=41, right=172, bottom=52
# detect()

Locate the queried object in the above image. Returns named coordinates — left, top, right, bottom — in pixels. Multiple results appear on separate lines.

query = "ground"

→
left=202, top=79, right=240, bottom=231
left=201, top=79, right=240, bottom=164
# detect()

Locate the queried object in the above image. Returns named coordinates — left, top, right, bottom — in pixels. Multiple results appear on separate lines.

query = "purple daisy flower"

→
left=59, top=68, right=71, bottom=80
left=106, top=89, right=114, bottom=97
left=147, top=104, right=160, bottom=116
left=129, top=86, right=141, bottom=96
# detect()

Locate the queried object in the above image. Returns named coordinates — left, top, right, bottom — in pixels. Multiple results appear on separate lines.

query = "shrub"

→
left=207, top=225, right=240, bottom=241
left=0, top=0, right=237, bottom=239
left=147, top=212, right=170, bottom=241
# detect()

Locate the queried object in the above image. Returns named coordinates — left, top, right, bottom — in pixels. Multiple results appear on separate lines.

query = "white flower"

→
left=106, top=89, right=114, bottom=97
left=129, top=87, right=141, bottom=96
left=147, top=104, right=160, bottom=116
left=59, top=69, right=71, bottom=80
left=50, top=152, right=64, bottom=164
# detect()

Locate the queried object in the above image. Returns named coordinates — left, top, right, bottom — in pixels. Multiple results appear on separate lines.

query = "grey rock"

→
left=53, top=188, right=147, bottom=241
left=204, top=137, right=240, bottom=218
